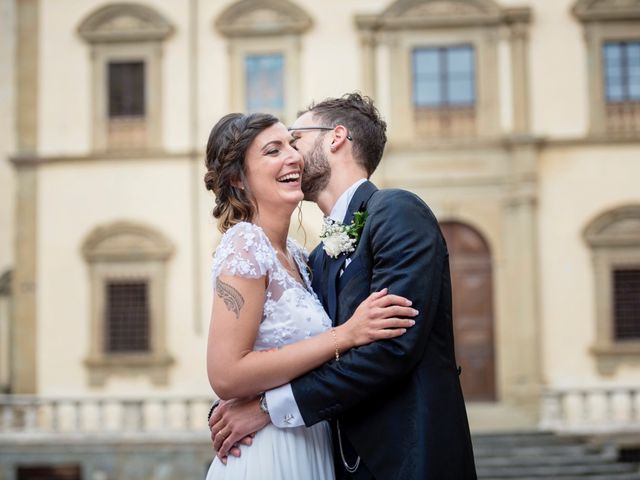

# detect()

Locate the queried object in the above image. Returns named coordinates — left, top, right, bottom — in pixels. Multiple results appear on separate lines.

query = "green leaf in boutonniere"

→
left=346, top=210, right=368, bottom=241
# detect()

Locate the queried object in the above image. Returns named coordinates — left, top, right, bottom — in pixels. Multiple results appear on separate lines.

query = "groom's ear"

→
left=329, top=125, right=350, bottom=153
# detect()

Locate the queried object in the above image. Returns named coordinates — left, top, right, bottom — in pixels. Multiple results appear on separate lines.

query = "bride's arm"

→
left=207, top=274, right=416, bottom=400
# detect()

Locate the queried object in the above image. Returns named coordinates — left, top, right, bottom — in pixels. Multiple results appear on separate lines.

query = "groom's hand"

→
left=209, top=397, right=270, bottom=462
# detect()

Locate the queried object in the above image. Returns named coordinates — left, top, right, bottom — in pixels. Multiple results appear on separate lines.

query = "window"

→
left=603, top=41, right=640, bottom=134
left=78, top=4, right=173, bottom=151
left=613, top=269, right=640, bottom=340
left=574, top=0, right=640, bottom=136
left=355, top=0, right=529, bottom=143
left=216, top=0, right=312, bottom=124
left=107, top=61, right=147, bottom=149
left=245, top=54, right=285, bottom=116
left=413, top=46, right=476, bottom=137
left=108, top=62, right=145, bottom=118
left=584, top=206, right=640, bottom=374
left=82, top=222, right=174, bottom=386
left=106, top=280, right=150, bottom=353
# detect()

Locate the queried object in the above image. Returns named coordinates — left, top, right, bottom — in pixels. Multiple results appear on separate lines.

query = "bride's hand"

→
left=339, top=289, right=418, bottom=348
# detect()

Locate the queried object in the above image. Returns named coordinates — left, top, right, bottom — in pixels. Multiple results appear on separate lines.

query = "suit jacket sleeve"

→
left=291, top=190, right=446, bottom=426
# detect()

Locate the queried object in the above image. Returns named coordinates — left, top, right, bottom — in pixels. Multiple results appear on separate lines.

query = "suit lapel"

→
left=326, top=181, right=378, bottom=322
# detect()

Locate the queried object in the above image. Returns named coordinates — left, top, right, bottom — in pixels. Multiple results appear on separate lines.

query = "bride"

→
left=203, top=112, right=416, bottom=480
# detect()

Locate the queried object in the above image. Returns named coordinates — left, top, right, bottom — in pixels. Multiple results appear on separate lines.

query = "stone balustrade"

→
left=0, top=394, right=214, bottom=439
left=540, top=386, right=640, bottom=433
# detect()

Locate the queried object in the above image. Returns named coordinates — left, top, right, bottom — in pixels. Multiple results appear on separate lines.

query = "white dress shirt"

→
left=265, top=178, right=368, bottom=428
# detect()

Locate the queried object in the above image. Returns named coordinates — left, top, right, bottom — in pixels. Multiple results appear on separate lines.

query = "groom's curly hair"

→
left=300, top=92, right=387, bottom=176
left=204, top=112, right=279, bottom=232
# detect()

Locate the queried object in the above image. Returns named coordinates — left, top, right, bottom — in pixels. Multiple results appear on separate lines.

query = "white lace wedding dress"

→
left=205, top=222, right=335, bottom=480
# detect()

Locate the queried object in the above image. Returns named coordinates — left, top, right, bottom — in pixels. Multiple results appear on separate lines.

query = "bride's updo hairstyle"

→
left=204, top=112, right=279, bottom=232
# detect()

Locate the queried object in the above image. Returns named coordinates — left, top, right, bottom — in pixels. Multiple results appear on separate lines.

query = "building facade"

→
left=1, top=0, right=639, bottom=478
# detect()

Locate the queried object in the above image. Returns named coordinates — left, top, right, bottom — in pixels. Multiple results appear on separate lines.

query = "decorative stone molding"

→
left=584, top=205, right=640, bottom=375
left=585, top=205, right=640, bottom=248
left=78, top=3, right=173, bottom=43
left=215, top=0, right=312, bottom=37
left=355, top=0, right=532, bottom=142
left=215, top=0, right=311, bottom=123
left=81, top=222, right=174, bottom=387
left=78, top=3, right=173, bottom=152
left=355, top=0, right=521, bottom=30
left=573, top=0, right=640, bottom=137
left=82, top=221, right=174, bottom=263
left=573, top=0, right=640, bottom=22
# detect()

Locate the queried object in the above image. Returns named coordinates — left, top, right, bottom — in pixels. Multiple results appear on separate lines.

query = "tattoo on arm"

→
left=216, top=277, right=245, bottom=319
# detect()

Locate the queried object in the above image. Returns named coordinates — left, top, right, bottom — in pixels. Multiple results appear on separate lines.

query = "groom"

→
left=210, top=93, right=477, bottom=479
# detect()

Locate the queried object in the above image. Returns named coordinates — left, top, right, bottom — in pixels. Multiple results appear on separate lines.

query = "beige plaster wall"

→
left=528, top=0, right=588, bottom=138
left=0, top=0, right=15, bottom=274
left=538, top=144, right=640, bottom=387
left=37, top=158, right=208, bottom=394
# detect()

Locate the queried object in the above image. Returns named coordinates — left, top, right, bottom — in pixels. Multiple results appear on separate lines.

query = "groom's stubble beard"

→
left=301, top=135, right=331, bottom=202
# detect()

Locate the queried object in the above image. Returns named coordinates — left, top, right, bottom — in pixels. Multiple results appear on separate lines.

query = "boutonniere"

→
left=320, top=210, right=369, bottom=259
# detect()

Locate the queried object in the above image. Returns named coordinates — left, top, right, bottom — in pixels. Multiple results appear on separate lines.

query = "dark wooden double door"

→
left=441, top=222, right=496, bottom=401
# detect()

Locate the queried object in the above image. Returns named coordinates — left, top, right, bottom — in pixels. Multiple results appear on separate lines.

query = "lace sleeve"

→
left=212, top=223, right=275, bottom=282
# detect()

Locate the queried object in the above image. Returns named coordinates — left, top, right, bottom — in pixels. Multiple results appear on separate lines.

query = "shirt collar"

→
left=329, top=178, right=367, bottom=223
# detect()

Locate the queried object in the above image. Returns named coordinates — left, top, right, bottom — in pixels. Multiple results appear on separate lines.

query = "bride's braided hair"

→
left=204, top=112, right=279, bottom=232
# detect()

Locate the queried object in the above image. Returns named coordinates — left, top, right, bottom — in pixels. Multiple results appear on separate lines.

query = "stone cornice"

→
left=215, top=0, right=312, bottom=37
left=573, top=0, right=640, bottom=22
left=355, top=0, right=531, bottom=31
left=78, top=3, right=174, bottom=44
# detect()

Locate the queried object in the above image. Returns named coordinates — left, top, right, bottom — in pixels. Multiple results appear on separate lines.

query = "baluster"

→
left=74, top=400, right=82, bottom=432
left=184, top=399, right=192, bottom=431
left=96, top=399, right=105, bottom=433
left=160, top=398, right=169, bottom=431
left=2, top=400, right=14, bottom=431
left=51, top=400, right=59, bottom=432
left=604, top=389, right=614, bottom=423
left=25, top=400, right=37, bottom=431
left=629, top=389, right=637, bottom=422
left=580, top=390, right=590, bottom=425
left=136, top=400, right=145, bottom=432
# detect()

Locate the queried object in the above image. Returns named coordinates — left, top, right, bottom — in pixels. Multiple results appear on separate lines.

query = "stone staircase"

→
left=473, top=431, right=640, bottom=479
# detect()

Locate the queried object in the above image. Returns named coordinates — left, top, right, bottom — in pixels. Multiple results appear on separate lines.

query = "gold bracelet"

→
left=330, top=328, right=340, bottom=362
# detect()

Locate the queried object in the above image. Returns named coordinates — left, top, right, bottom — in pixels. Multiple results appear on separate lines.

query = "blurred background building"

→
left=0, top=0, right=639, bottom=478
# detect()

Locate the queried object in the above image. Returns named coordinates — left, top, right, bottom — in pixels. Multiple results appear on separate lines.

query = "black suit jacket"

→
left=293, top=181, right=477, bottom=480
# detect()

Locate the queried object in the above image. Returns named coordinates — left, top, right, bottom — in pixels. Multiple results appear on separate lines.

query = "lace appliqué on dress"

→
left=211, top=222, right=331, bottom=351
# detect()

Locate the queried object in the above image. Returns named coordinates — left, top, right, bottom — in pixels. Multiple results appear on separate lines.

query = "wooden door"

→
left=441, top=221, right=496, bottom=401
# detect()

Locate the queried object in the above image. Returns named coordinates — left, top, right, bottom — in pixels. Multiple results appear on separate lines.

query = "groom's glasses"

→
left=288, top=126, right=353, bottom=141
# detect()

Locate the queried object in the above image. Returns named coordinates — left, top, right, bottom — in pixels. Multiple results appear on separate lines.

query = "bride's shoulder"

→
left=212, top=222, right=274, bottom=278
left=220, top=221, right=268, bottom=246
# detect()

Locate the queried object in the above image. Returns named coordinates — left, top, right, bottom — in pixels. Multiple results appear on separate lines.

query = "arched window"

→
left=82, top=222, right=174, bottom=386
left=215, top=0, right=312, bottom=124
left=78, top=3, right=174, bottom=151
left=584, top=206, right=640, bottom=374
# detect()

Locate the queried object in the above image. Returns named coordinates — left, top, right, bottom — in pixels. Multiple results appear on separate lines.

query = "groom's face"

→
left=290, top=112, right=332, bottom=202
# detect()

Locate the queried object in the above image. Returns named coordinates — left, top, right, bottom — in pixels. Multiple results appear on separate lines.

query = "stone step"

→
left=473, top=432, right=583, bottom=447
left=477, top=462, right=639, bottom=478
left=473, top=444, right=593, bottom=458
left=476, top=450, right=616, bottom=467
left=483, top=475, right=640, bottom=480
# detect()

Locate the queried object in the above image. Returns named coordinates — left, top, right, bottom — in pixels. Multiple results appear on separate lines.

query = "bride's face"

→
left=244, top=122, right=304, bottom=213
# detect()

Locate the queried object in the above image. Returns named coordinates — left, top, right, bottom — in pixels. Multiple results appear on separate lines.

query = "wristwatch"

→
left=259, top=393, right=269, bottom=414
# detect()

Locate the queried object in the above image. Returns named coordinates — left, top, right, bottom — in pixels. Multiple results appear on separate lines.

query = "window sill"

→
left=591, top=342, right=640, bottom=375
left=85, top=352, right=174, bottom=387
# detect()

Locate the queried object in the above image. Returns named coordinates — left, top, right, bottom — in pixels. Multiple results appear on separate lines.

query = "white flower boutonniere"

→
left=320, top=210, right=369, bottom=259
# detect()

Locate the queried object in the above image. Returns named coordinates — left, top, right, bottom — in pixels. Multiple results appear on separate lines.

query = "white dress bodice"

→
left=211, top=221, right=332, bottom=351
